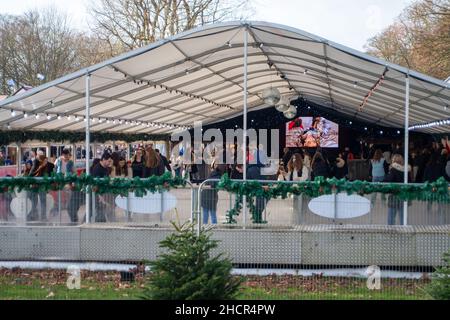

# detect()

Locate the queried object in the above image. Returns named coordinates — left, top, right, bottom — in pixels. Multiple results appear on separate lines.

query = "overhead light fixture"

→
left=11, top=110, right=16, bottom=117
left=262, top=87, right=281, bottom=105
left=46, top=114, right=51, bottom=120
left=283, top=105, right=297, bottom=119
left=275, top=97, right=290, bottom=112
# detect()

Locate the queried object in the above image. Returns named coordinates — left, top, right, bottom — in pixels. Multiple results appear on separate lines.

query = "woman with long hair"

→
left=144, top=146, right=163, bottom=177
left=111, top=156, right=132, bottom=178
left=286, top=153, right=309, bottom=182
left=369, top=149, right=388, bottom=182
left=286, top=153, right=310, bottom=224
left=131, top=147, right=145, bottom=178
left=311, top=152, right=329, bottom=180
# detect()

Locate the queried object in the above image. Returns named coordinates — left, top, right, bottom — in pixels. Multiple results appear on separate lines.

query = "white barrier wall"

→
left=0, top=225, right=449, bottom=266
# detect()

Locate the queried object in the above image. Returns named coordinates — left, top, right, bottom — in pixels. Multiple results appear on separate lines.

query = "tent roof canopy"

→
left=0, top=21, right=449, bottom=135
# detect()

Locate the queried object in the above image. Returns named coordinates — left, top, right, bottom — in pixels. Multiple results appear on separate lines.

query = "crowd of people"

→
left=7, top=144, right=175, bottom=223
left=2, top=139, right=450, bottom=226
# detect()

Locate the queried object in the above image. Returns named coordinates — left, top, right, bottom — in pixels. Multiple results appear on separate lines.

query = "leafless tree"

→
left=0, top=7, right=113, bottom=95
left=88, top=0, right=254, bottom=51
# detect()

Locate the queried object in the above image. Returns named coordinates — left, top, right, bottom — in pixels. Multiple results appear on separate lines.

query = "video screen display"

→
left=286, top=117, right=339, bottom=148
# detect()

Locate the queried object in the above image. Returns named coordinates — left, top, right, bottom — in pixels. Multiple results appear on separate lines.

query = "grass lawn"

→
left=0, top=269, right=431, bottom=300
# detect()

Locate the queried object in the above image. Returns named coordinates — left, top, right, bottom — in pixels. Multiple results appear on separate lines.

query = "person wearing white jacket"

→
left=286, top=153, right=310, bottom=182
left=285, top=153, right=310, bottom=224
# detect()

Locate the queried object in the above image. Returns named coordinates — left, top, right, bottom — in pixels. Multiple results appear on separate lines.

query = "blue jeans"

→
left=370, top=176, right=385, bottom=208
left=388, top=206, right=404, bottom=225
left=203, top=208, right=217, bottom=224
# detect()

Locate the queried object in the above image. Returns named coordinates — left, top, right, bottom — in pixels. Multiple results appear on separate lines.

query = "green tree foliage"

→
left=426, top=250, right=450, bottom=300
left=366, top=0, right=450, bottom=79
left=140, top=221, right=242, bottom=300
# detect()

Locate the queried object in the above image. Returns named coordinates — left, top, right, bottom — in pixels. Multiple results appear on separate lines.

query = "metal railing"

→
left=0, top=177, right=449, bottom=300
left=195, top=179, right=450, bottom=229
left=0, top=177, right=195, bottom=226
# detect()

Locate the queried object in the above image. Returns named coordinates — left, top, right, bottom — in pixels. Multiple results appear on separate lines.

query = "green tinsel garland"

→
left=218, top=174, right=450, bottom=224
left=0, top=130, right=168, bottom=145
left=0, top=172, right=186, bottom=196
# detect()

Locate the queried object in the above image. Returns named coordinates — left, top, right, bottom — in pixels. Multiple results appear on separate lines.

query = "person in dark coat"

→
left=201, top=164, right=225, bottom=224
left=246, top=144, right=269, bottom=223
left=155, top=149, right=171, bottom=173
left=415, top=148, right=431, bottom=183
left=423, top=153, right=444, bottom=182
left=28, top=151, right=49, bottom=221
left=311, top=152, right=329, bottom=180
left=384, top=154, right=411, bottom=225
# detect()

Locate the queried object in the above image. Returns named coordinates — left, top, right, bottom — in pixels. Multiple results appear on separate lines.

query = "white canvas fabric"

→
left=0, top=21, right=449, bottom=134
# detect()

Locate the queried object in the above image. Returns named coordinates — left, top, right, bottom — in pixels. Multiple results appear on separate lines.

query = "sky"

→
left=0, top=0, right=414, bottom=51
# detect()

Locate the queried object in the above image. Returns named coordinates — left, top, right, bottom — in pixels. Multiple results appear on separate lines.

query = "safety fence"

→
left=0, top=175, right=449, bottom=300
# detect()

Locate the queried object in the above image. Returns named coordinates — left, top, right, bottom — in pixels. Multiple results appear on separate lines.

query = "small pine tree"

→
left=426, top=251, right=450, bottom=300
left=140, top=221, right=242, bottom=300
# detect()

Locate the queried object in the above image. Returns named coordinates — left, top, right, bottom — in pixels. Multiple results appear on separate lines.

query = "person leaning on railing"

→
left=91, top=153, right=113, bottom=222
left=28, top=150, right=49, bottom=221
left=201, top=163, right=226, bottom=224
left=111, top=156, right=132, bottom=178
left=131, top=147, right=146, bottom=178
left=286, top=153, right=310, bottom=224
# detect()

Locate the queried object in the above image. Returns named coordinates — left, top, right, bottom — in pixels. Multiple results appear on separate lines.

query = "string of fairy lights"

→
left=2, top=35, right=449, bottom=134
left=6, top=107, right=191, bottom=131
left=409, top=119, right=450, bottom=131
left=111, top=66, right=234, bottom=111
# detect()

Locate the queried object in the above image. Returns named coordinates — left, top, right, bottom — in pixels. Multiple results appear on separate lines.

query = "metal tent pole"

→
left=403, top=74, right=410, bottom=226
left=85, top=74, right=91, bottom=224
left=242, top=25, right=248, bottom=229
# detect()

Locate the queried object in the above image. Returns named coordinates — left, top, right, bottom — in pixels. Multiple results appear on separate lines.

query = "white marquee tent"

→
left=0, top=21, right=449, bottom=136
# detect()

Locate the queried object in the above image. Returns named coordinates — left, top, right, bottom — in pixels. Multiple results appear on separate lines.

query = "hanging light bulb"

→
left=283, top=105, right=297, bottom=119
left=46, top=114, right=51, bottom=120
left=35, top=114, right=40, bottom=119
left=262, top=87, right=281, bottom=105
left=75, top=116, right=80, bottom=122
left=11, top=110, right=16, bottom=117
left=24, top=113, right=28, bottom=118
left=57, top=115, right=61, bottom=120
left=275, top=96, right=290, bottom=112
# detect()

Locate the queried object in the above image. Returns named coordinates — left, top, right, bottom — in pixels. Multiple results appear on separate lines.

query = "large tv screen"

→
left=286, top=116, right=339, bottom=148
